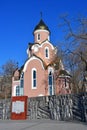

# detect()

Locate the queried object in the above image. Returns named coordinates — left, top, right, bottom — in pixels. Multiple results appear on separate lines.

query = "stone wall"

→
left=0, top=99, right=11, bottom=119
left=27, top=93, right=87, bottom=122
left=0, top=93, right=87, bottom=122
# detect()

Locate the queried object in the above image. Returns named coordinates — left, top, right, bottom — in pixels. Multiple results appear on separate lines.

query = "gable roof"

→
left=58, top=69, right=71, bottom=77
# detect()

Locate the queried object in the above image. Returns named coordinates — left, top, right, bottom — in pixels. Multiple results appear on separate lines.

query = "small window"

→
left=45, top=47, right=49, bottom=58
left=16, top=86, right=20, bottom=96
left=32, top=69, right=37, bottom=88
left=37, top=34, right=40, bottom=40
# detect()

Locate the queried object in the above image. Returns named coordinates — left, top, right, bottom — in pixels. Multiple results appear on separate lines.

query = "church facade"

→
left=12, top=19, right=71, bottom=98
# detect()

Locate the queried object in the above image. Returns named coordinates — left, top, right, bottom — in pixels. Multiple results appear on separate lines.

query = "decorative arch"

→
left=23, top=56, right=45, bottom=72
left=41, top=40, right=54, bottom=50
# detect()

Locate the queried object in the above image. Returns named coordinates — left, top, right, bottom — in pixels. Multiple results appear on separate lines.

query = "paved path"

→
left=0, top=119, right=87, bottom=130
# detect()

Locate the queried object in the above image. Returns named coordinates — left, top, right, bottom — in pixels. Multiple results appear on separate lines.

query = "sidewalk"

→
left=0, top=119, right=87, bottom=130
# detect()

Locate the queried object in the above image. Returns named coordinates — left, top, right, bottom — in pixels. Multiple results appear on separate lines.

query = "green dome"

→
left=34, top=19, right=50, bottom=32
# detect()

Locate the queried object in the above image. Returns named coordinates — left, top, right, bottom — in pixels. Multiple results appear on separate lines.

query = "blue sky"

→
left=0, top=0, right=87, bottom=67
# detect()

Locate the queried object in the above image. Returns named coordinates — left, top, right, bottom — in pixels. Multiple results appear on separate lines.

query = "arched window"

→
left=48, top=68, right=54, bottom=95
left=20, top=72, right=24, bottom=95
left=16, top=86, right=20, bottom=96
left=45, top=47, right=49, bottom=58
left=32, top=68, right=37, bottom=89
left=20, top=73, right=24, bottom=88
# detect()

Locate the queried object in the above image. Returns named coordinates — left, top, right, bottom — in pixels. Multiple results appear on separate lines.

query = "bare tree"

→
left=59, top=14, right=87, bottom=93
left=0, top=60, right=17, bottom=98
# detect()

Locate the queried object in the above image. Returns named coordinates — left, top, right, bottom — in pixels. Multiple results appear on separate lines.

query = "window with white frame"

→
left=45, top=47, right=49, bottom=58
left=16, top=86, right=20, bottom=96
left=32, top=68, right=37, bottom=89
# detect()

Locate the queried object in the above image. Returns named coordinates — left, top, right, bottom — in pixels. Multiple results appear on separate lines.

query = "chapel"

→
left=12, top=19, right=71, bottom=97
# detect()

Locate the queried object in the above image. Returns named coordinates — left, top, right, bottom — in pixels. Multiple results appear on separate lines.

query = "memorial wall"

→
left=0, top=93, right=87, bottom=122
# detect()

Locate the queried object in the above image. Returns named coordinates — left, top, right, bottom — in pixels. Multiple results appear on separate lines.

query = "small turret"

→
left=33, top=19, right=50, bottom=44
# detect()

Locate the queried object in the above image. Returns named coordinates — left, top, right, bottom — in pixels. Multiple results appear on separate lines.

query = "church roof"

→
left=34, top=19, right=50, bottom=32
left=58, top=69, right=71, bottom=77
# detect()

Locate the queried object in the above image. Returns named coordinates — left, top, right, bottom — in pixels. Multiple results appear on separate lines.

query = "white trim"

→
left=41, top=40, right=54, bottom=50
left=59, top=75, right=70, bottom=78
left=32, top=44, right=39, bottom=49
left=48, top=35, right=50, bottom=41
left=32, top=68, right=37, bottom=89
left=38, top=94, right=44, bottom=96
left=48, top=67, right=54, bottom=74
left=31, top=40, right=54, bottom=50
left=12, top=85, right=16, bottom=96
left=12, top=85, right=20, bottom=96
left=23, top=56, right=44, bottom=72
left=34, top=29, right=49, bottom=34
